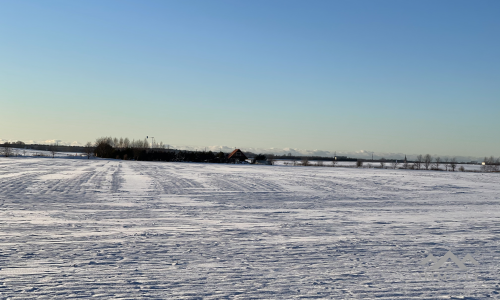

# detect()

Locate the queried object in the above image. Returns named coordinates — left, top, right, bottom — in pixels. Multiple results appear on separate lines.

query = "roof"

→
left=228, top=149, right=248, bottom=160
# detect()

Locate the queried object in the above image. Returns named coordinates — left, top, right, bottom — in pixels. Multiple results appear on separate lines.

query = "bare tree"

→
left=49, top=144, right=57, bottom=158
left=84, top=142, right=94, bottom=159
left=415, top=155, right=423, bottom=170
left=94, top=137, right=114, bottom=158
left=434, top=157, right=442, bottom=170
left=481, top=156, right=500, bottom=172
left=449, top=157, right=457, bottom=171
left=301, top=157, right=310, bottom=167
left=443, top=157, right=449, bottom=171
left=379, top=161, right=385, bottom=168
left=123, top=138, right=130, bottom=149
left=402, top=159, right=409, bottom=169
left=2, top=142, right=13, bottom=157
left=423, top=154, right=432, bottom=170
left=316, top=160, right=324, bottom=167
left=356, top=160, right=363, bottom=168
left=331, top=159, right=337, bottom=167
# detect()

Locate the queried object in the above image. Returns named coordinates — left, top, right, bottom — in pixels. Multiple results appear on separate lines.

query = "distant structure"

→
left=228, top=149, right=248, bottom=163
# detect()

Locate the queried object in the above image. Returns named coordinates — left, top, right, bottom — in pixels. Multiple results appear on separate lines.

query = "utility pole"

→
left=147, top=136, right=155, bottom=149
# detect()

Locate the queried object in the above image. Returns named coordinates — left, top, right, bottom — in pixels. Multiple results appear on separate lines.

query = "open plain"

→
left=0, top=158, right=499, bottom=299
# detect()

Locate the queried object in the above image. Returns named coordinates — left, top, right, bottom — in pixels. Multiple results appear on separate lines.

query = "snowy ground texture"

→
left=0, top=158, right=499, bottom=299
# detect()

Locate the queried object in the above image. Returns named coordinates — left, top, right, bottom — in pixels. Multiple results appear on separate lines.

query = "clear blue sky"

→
left=1, top=0, right=499, bottom=157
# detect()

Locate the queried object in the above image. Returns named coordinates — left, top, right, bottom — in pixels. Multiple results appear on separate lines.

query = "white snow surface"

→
left=0, top=158, right=499, bottom=299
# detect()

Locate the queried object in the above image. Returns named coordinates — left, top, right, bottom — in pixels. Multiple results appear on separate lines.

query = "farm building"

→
left=228, top=149, right=248, bottom=163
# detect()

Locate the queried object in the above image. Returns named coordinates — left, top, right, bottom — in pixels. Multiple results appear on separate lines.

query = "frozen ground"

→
left=0, top=158, right=499, bottom=299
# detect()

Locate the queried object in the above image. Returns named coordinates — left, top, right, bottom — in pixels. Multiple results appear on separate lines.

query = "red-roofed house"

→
left=227, top=149, right=248, bottom=163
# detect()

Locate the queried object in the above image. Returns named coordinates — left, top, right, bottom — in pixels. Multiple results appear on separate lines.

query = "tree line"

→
left=2, top=140, right=499, bottom=172
left=87, top=137, right=230, bottom=163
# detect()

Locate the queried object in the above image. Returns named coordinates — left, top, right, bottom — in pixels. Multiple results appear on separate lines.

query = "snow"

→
left=0, top=157, right=499, bottom=299
left=274, top=159, right=484, bottom=171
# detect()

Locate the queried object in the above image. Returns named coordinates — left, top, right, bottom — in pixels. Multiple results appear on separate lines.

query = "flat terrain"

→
left=0, top=158, right=499, bottom=299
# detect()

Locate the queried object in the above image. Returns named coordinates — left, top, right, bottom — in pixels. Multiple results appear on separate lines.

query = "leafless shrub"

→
left=423, top=154, right=432, bottom=170
left=481, top=156, right=500, bottom=172
left=493, top=158, right=500, bottom=172
left=2, top=142, right=13, bottom=157
left=415, top=155, right=423, bottom=170
left=443, top=157, right=450, bottom=171
left=301, top=157, right=310, bottom=166
left=379, top=161, right=385, bottom=168
left=356, top=160, right=363, bottom=168
left=450, top=157, right=457, bottom=171
left=459, top=166, right=465, bottom=172
left=49, top=144, right=58, bottom=158
left=331, top=160, right=337, bottom=167
left=433, top=157, right=442, bottom=170
left=316, top=160, right=324, bottom=167
left=393, top=161, right=399, bottom=169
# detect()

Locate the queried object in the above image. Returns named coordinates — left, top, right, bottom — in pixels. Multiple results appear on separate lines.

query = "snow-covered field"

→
left=274, top=160, right=484, bottom=172
left=0, top=158, right=499, bottom=299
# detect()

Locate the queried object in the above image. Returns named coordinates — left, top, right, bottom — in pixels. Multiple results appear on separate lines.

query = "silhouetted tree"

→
left=450, top=157, right=457, bottom=171
left=434, top=157, right=442, bottom=170
left=2, top=142, right=12, bottom=157
left=49, top=144, right=57, bottom=158
left=415, top=155, right=423, bottom=170
left=84, top=142, right=94, bottom=159
left=94, top=137, right=114, bottom=158
left=423, top=154, right=432, bottom=170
